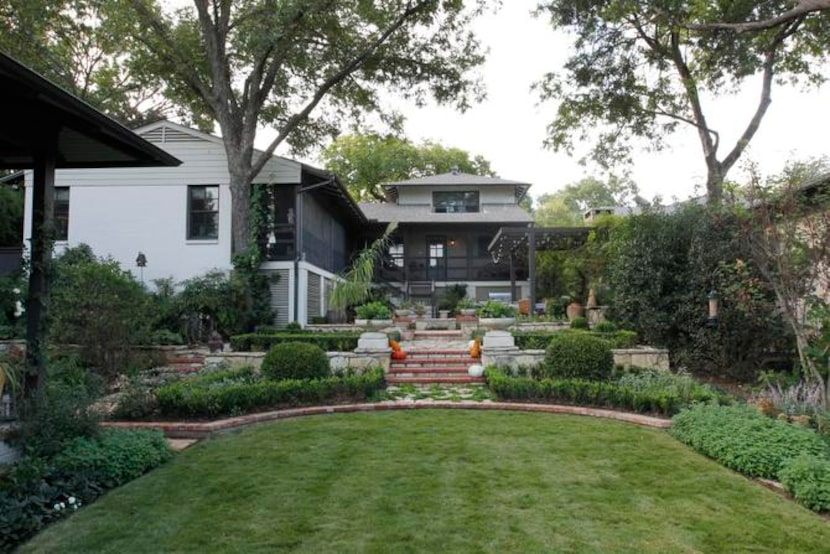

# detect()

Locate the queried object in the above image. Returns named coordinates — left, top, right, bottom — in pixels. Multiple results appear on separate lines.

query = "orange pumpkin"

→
left=389, top=340, right=402, bottom=352
left=470, top=338, right=481, bottom=359
left=391, top=349, right=407, bottom=360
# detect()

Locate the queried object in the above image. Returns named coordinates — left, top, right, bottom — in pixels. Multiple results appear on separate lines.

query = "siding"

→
left=397, top=185, right=517, bottom=206
left=268, top=268, right=291, bottom=327
left=307, top=272, right=322, bottom=320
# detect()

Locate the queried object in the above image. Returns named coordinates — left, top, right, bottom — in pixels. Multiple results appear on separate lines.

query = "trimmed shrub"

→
left=513, top=329, right=637, bottom=350
left=354, top=301, right=391, bottom=320
left=594, top=321, right=618, bottom=333
left=155, top=369, right=385, bottom=418
left=261, top=342, right=330, bottom=381
left=543, top=332, right=614, bottom=381
left=779, top=454, right=830, bottom=512
left=670, top=404, right=829, bottom=479
left=485, top=367, right=726, bottom=416
left=569, top=316, right=589, bottom=330
left=477, top=300, right=517, bottom=318
left=230, top=332, right=360, bottom=352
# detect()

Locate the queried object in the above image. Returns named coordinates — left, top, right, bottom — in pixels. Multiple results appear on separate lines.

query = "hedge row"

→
left=485, top=367, right=725, bottom=417
left=0, top=429, right=171, bottom=550
left=670, top=404, right=829, bottom=480
left=155, top=368, right=385, bottom=418
left=229, top=332, right=361, bottom=352
left=513, top=329, right=638, bottom=350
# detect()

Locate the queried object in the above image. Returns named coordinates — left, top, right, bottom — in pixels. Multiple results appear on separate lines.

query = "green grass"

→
left=21, top=411, right=830, bottom=553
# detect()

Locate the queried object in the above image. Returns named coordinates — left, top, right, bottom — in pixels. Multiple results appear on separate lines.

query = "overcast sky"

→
left=287, top=3, right=830, bottom=205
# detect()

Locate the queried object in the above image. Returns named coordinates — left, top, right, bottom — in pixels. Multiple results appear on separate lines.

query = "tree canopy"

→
left=534, top=175, right=642, bottom=226
left=101, top=0, right=488, bottom=253
left=535, top=1, right=829, bottom=202
left=321, top=133, right=494, bottom=202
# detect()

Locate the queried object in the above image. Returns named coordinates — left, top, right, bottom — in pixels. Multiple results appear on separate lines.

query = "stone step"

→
left=404, top=349, right=469, bottom=357
left=391, top=357, right=478, bottom=366
left=386, top=376, right=486, bottom=385
left=388, top=367, right=471, bottom=375
left=413, top=330, right=464, bottom=339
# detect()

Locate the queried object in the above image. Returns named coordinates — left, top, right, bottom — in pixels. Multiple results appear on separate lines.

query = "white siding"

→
left=396, top=185, right=517, bottom=206
left=22, top=122, right=302, bottom=285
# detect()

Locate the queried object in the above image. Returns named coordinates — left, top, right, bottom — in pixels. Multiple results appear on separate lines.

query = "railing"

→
left=378, top=254, right=525, bottom=283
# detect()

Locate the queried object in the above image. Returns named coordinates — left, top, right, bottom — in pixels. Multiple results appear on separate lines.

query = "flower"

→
left=68, top=497, right=76, bottom=505
left=13, top=300, right=24, bottom=318
left=53, top=503, right=61, bottom=511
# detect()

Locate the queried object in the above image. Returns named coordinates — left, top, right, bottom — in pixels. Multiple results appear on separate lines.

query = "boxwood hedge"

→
left=513, top=329, right=638, bottom=350
left=230, top=332, right=360, bottom=352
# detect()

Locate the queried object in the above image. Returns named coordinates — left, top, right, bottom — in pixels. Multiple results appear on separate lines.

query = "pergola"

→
left=0, top=52, right=180, bottom=395
left=488, top=226, right=592, bottom=311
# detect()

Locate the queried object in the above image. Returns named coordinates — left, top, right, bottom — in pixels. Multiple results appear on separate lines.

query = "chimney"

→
left=451, top=165, right=459, bottom=175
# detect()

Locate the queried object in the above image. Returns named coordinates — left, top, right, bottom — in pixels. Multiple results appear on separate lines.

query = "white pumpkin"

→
left=468, top=364, right=484, bottom=378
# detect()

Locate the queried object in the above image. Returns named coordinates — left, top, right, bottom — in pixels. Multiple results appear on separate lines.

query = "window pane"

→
left=54, top=187, right=69, bottom=241
left=433, top=191, right=479, bottom=213
left=188, top=185, right=219, bottom=239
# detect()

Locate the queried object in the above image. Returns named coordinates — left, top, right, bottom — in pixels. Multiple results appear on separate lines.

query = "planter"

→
left=566, top=302, right=584, bottom=321
left=459, top=308, right=477, bottom=316
left=438, top=310, right=450, bottom=319
left=368, top=319, right=393, bottom=327
left=394, top=309, right=412, bottom=318
left=354, top=319, right=369, bottom=326
left=478, top=317, right=516, bottom=330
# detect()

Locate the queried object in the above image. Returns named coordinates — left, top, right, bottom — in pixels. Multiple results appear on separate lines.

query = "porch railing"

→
left=378, top=254, right=524, bottom=283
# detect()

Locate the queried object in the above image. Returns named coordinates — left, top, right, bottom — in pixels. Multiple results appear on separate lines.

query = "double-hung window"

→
left=188, top=185, right=219, bottom=240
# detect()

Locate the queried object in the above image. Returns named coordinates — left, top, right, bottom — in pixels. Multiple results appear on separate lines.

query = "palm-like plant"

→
left=329, top=223, right=398, bottom=311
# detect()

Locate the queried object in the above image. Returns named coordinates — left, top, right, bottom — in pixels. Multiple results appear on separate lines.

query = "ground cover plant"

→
left=486, top=367, right=726, bottom=417
left=229, top=332, right=360, bottom=352
left=19, top=411, right=830, bottom=553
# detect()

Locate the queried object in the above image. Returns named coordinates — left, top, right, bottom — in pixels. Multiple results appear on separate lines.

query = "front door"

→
left=426, top=235, right=446, bottom=280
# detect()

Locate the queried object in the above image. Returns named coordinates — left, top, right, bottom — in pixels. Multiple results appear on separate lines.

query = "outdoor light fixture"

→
left=136, top=251, right=147, bottom=283
left=707, top=290, right=719, bottom=327
left=449, top=238, right=456, bottom=247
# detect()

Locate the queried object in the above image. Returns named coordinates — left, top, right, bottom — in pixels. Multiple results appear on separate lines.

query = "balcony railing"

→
left=378, top=254, right=525, bottom=283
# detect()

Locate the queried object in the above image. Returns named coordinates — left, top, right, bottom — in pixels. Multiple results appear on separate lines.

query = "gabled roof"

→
left=0, top=52, right=180, bottom=169
left=383, top=171, right=531, bottom=201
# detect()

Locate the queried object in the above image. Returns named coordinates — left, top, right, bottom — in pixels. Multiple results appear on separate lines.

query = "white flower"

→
left=53, top=503, right=61, bottom=511
left=59, top=502, right=66, bottom=509
left=13, top=300, right=24, bottom=318
left=68, top=497, right=76, bottom=505
left=12, top=288, right=20, bottom=295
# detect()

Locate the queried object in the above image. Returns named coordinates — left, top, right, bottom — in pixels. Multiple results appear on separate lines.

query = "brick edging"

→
left=102, top=402, right=671, bottom=439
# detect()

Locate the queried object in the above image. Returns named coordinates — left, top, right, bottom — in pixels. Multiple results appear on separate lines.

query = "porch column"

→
left=528, top=228, right=536, bottom=315
left=25, top=129, right=58, bottom=398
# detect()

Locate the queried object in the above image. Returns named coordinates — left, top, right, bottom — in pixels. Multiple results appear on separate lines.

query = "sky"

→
left=292, top=3, right=830, bottom=205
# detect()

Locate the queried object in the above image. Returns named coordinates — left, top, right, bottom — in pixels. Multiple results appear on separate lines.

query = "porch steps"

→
left=413, top=330, right=464, bottom=339
left=387, top=345, right=482, bottom=385
left=166, top=353, right=206, bottom=372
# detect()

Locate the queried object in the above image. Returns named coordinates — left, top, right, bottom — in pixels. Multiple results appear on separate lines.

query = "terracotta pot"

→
left=566, top=302, right=584, bottom=321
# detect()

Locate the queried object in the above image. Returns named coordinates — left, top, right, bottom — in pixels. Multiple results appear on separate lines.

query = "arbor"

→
left=107, top=0, right=487, bottom=253
left=321, top=133, right=494, bottom=202
left=535, top=1, right=829, bottom=202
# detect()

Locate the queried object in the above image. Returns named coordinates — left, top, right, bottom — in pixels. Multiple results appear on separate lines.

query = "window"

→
left=54, top=187, right=69, bottom=241
left=388, top=240, right=404, bottom=268
left=188, top=185, right=219, bottom=240
left=433, top=191, right=479, bottom=213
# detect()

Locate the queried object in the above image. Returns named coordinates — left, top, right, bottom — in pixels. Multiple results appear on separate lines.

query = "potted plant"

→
left=354, top=301, right=393, bottom=326
left=413, top=301, right=428, bottom=318
left=394, top=299, right=413, bottom=318
left=477, top=300, right=517, bottom=329
left=456, top=297, right=477, bottom=316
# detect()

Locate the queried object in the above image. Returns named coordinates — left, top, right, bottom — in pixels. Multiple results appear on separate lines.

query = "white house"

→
left=23, top=120, right=366, bottom=326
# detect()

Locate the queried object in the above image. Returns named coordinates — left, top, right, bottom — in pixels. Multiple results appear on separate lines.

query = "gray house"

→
left=359, top=169, right=533, bottom=304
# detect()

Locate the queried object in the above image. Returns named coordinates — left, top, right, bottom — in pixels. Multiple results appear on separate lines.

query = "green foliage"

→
left=261, top=342, right=330, bottom=381
left=230, top=332, right=360, bottom=353
left=534, top=176, right=642, bottom=227
left=0, top=273, right=25, bottom=339
left=437, top=284, right=468, bottom=313
left=606, top=205, right=791, bottom=380
left=0, top=429, right=171, bottom=551
left=477, top=300, right=517, bottom=318
left=513, top=329, right=637, bottom=350
left=52, top=429, right=172, bottom=489
left=543, top=333, right=614, bottom=381
left=779, top=454, right=830, bottom=513
left=536, top=1, right=827, bottom=197
left=485, top=367, right=726, bottom=416
left=330, top=223, right=397, bottom=311
left=284, top=322, right=303, bottom=332
left=111, top=380, right=158, bottom=421
left=354, top=301, right=392, bottom=320
left=0, top=183, right=24, bottom=246
left=593, top=321, right=619, bottom=333
left=670, top=405, right=829, bottom=479
left=154, top=368, right=385, bottom=419
left=322, top=134, right=494, bottom=202
left=149, top=329, right=184, bottom=346
left=569, top=316, right=589, bottom=330
left=50, top=245, right=152, bottom=379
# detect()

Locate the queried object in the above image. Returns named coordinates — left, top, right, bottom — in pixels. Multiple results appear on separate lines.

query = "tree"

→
left=739, top=159, right=830, bottom=405
left=0, top=0, right=169, bottom=126
left=105, top=0, right=487, bottom=253
left=535, top=1, right=829, bottom=202
left=321, top=133, right=494, bottom=202
left=688, top=1, right=830, bottom=33
left=534, top=175, right=642, bottom=226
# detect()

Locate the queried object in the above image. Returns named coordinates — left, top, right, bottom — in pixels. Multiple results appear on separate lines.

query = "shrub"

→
left=543, top=333, right=614, bottom=381
left=111, top=381, right=159, bottom=420
left=229, top=332, right=360, bottom=352
left=284, top=321, right=303, bottom=332
left=594, top=321, right=618, bottom=333
left=485, top=367, right=726, bottom=416
left=154, top=368, right=385, bottom=418
left=354, top=301, right=392, bottom=320
left=149, top=329, right=185, bottom=345
left=477, top=300, right=517, bottom=318
left=437, top=284, right=467, bottom=312
left=0, top=429, right=171, bottom=551
left=261, top=342, right=330, bottom=381
left=513, top=329, right=637, bottom=350
left=569, top=316, right=589, bottom=330
left=779, top=454, right=830, bottom=512
left=670, top=404, right=829, bottom=479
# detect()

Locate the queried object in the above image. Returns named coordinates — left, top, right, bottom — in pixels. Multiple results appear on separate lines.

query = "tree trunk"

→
left=705, top=160, right=724, bottom=204
left=228, top=162, right=253, bottom=255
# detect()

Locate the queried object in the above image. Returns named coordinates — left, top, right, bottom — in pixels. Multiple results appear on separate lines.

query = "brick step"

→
left=391, top=357, right=478, bottom=366
left=405, top=349, right=469, bottom=356
left=386, top=376, right=486, bottom=385
left=389, top=367, right=471, bottom=375
left=413, top=331, right=464, bottom=338
left=167, top=356, right=205, bottom=365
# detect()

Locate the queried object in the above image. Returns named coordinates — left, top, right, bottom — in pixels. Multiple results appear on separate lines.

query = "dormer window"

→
left=433, top=191, right=479, bottom=213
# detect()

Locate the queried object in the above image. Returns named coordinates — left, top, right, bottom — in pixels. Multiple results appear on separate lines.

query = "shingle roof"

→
left=383, top=171, right=530, bottom=201
left=358, top=202, right=533, bottom=224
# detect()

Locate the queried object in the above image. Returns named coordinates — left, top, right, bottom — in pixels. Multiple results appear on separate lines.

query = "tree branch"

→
left=687, top=0, right=830, bottom=33
left=247, top=0, right=434, bottom=181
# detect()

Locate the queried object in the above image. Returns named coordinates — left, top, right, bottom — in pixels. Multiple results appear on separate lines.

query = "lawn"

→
left=21, top=411, right=830, bottom=553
